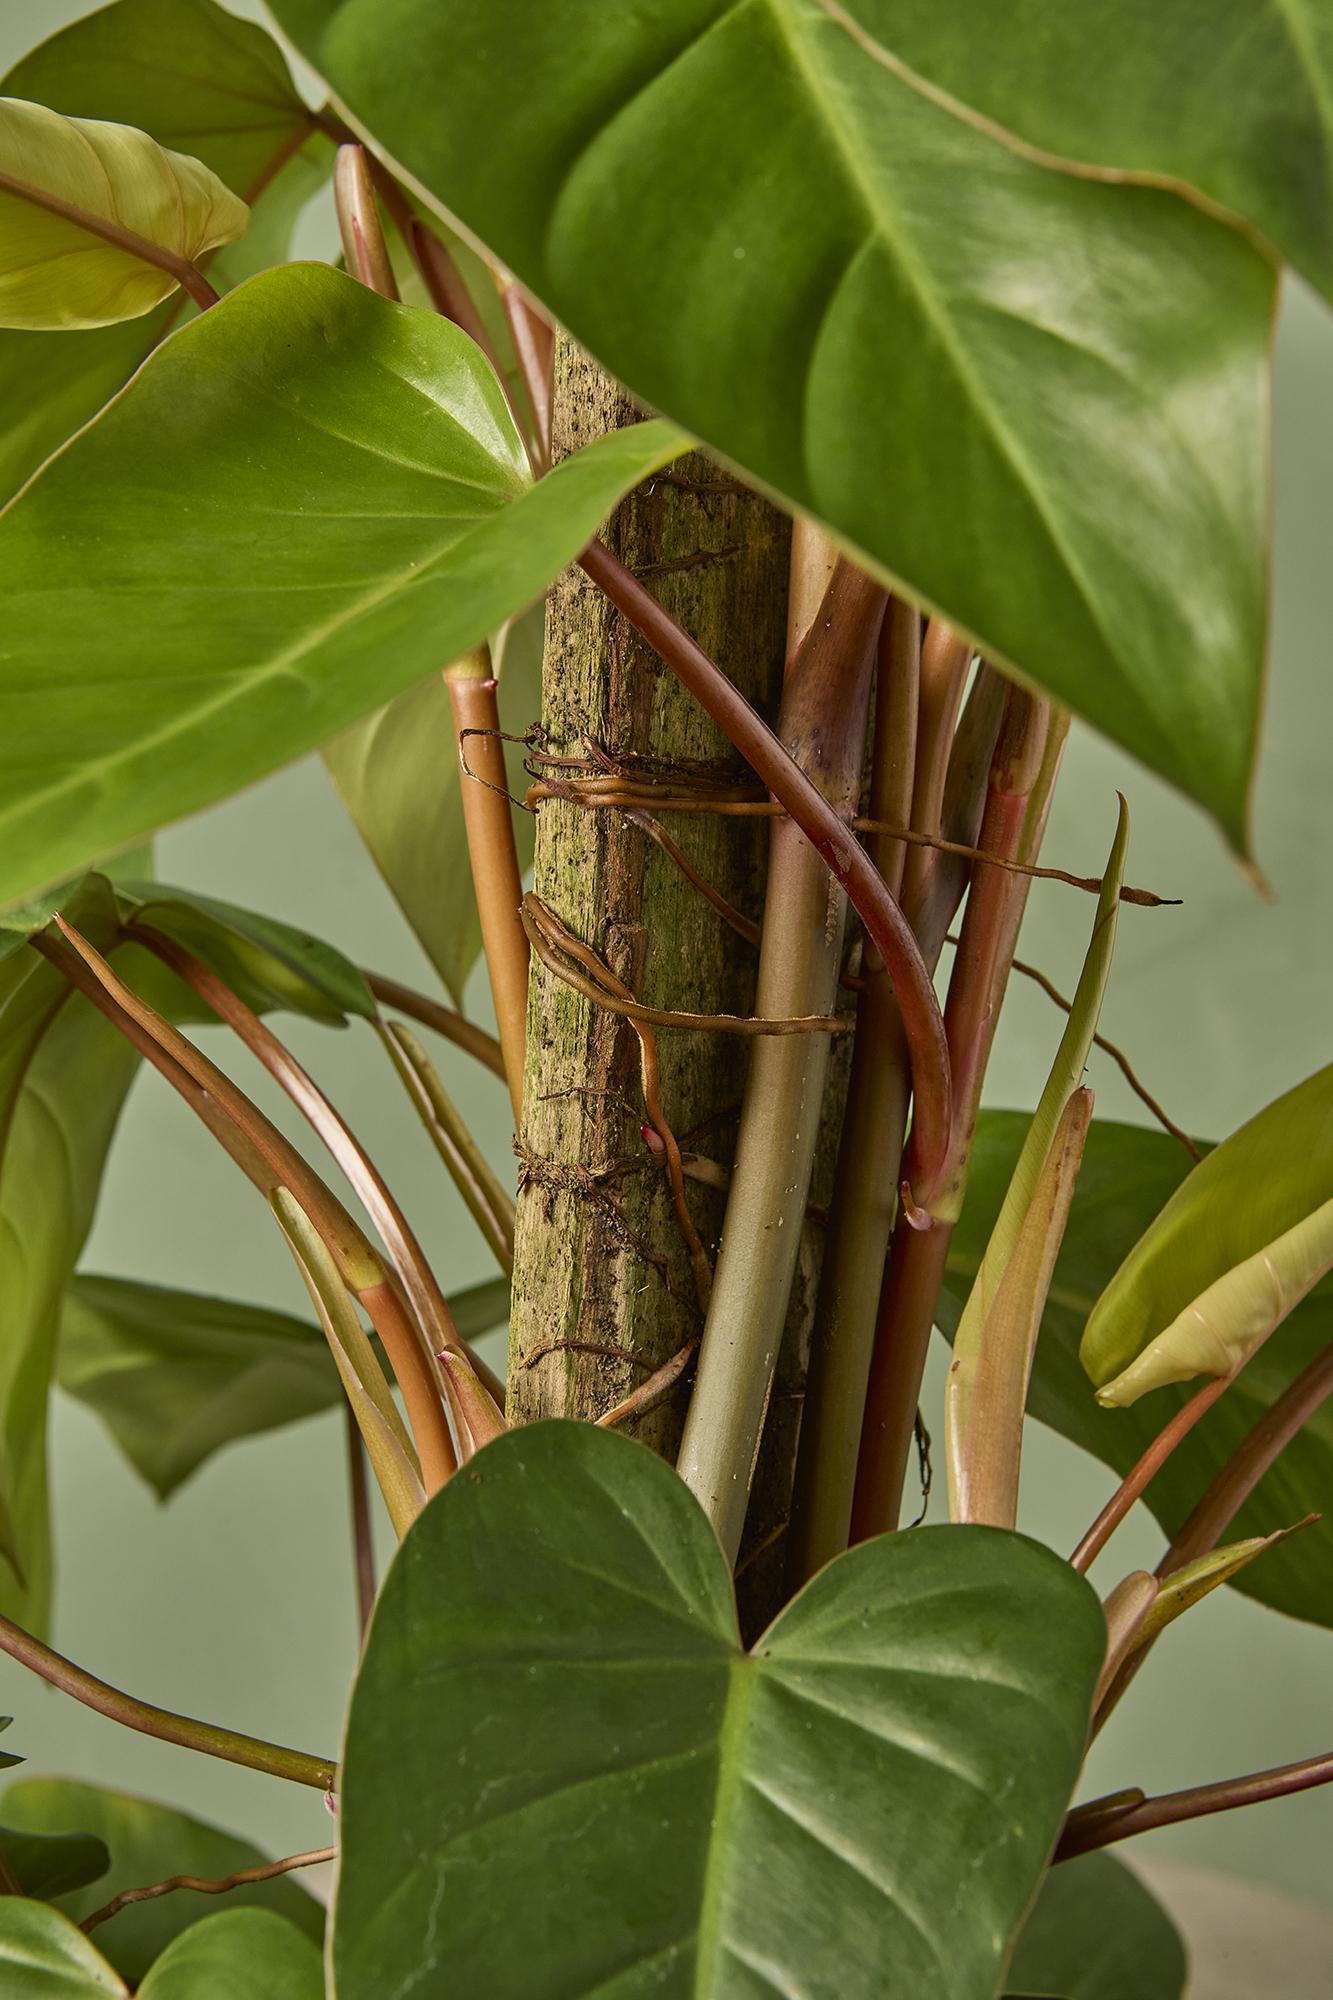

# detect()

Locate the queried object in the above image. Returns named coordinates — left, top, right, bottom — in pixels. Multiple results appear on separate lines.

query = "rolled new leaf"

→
left=0, top=98, right=247, bottom=327
left=1082, top=1064, right=1333, bottom=1405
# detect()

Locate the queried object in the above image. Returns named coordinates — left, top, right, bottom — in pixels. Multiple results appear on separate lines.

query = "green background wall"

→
left=2, top=0, right=1330, bottom=1942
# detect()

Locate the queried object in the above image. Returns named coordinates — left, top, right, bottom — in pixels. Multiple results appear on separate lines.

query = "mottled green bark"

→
left=507, top=344, right=849, bottom=1626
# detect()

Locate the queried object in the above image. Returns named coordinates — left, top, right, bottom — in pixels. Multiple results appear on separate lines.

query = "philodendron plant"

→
left=0, top=0, right=1329, bottom=1992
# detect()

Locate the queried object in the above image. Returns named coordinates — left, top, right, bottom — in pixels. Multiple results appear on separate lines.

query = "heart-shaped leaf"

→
left=0, top=0, right=328, bottom=500
left=0, top=1781, right=323, bottom=1985
left=0, top=97, right=248, bottom=328
left=0, top=261, right=684, bottom=913
left=0, top=1900, right=125, bottom=1996
left=1081, top=1066, right=1333, bottom=1405
left=57, top=1271, right=508, bottom=1499
left=269, top=0, right=1272, bottom=846
left=324, top=600, right=543, bottom=1006
left=1007, top=1850, right=1186, bottom=1998
left=939, top=1114, right=1333, bottom=1628
left=334, top=1420, right=1102, bottom=1998
left=136, top=1909, right=324, bottom=1998
left=838, top=0, right=1333, bottom=304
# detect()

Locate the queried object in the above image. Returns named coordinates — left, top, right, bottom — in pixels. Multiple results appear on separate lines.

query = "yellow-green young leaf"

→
left=0, top=97, right=247, bottom=328
left=1142, top=1521, right=1316, bottom=1649
left=1082, top=1065, right=1333, bottom=1406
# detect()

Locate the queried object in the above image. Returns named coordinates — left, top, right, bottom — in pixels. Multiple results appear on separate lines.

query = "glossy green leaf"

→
left=1082, top=1066, right=1333, bottom=1405
left=0, top=882, right=143, bottom=1630
left=0, top=1822, right=109, bottom=1902
left=0, top=98, right=248, bottom=329
left=0, top=0, right=328, bottom=501
left=271, top=0, right=1271, bottom=845
left=1006, top=1851, right=1186, bottom=1998
left=940, top=1114, right=1333, bottom=1627
left=841, top=0, right=1333, bottom=303
left=136, top=1909, right=324, bottom=1999
left=0, top=1900, right=125, bottom=1997
left=324, top=599, right=543, bottom=1005
left=113, top=880, right=376, bottom=1026
left=0, top=1782, right=323, bottom=1986
left=58, top=1270, right=509, bottom=1501
left=0, top=261, right=684, bottom=912
left=334, top=1421, right=1101, bottom=1998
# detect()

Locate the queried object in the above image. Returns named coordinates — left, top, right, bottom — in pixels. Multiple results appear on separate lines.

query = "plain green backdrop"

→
left=1, top=0, right=1331, bottom=1936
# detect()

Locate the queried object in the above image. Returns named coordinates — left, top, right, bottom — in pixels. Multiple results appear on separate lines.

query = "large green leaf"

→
left=271, top=0, right=1271, bottom=846
left=323, top=600, right=543, bottom=1005
left=136, top=1909, right=324, bottom=1999
left=0, top=1900, right=125, bottom=1997
left=0, top=1822, right=110, bottom=1902
left=1081, top=1066, right=1333, bottom=1404
left=0, top=98, right=248, bottom=330
left=1007, top=1852, right=1187, bottom=1998
left=334, top=1421, right=1101, bottom=1998
left=57, top=1271, right=509, bottom=1499
left=0, top=261, right=683, bottom=911
left=939, top=1114, right=1333, bottom=1627
left=0, top=0, right=328, bottom=501
left=840, top=1, right=1333, bottom=304
left=0, top=1782, right=323, bottom=1987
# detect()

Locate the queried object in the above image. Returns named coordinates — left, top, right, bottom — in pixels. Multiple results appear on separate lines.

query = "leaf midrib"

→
left=693, top=1653, right=757, bottom=1996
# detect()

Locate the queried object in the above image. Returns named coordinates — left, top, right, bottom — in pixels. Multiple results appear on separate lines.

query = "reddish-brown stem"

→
left=346, top=1405, right=376, bottom=1639
left=1069, top=1372, right=1236, bottom=1573
left=446, top=657, right=530, bottom=1124
left=898, top=617, right=969, bottom=922
left=81, top=1845, right=336, bottom=1935
left=501, top=282, right=554, bottom=468
left=362, top=971, right=506, bottom=1079
left=1158, top=1342, right=1333, bottom=1576
left=850, top=690, right=1052, bottom=1538
left=124, top=926, right=460, bottom=1490
left=1057, top=1751, right=1333, bottom=1861
left=578, top=535, right=952, bottom=1189
left=0, top=166, right=221, bottom=312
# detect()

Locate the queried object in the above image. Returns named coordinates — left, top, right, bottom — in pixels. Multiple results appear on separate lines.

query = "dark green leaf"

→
left=113, top=880, right=376, bottom=1025
left=0, top=1782, right=323, bottom=1986
left=324, top=600, right=543, bottom=1004
left=57, top=1271, right=509, bottom=1499
left=334, top=1421, right=1102, bottom=1998
left=0, top=1899, right=125, bottom=1995
left=136, top=1909, right=324, bottom=1999
left=1007, top=1852, right=1187, bottom=1998
left=0, top=883, right=143, bottom=1630
left=0, top=262, right=684, bottom=911
left=940, top=1114, right=1333, bottom=1627
left=0, top=1714, right=22, bottom=1772
left=0, top=1823, right=110, bottom=1901
left=840, top=1, right=1333, bottom=304
left=0, top=0, right=329, bottom=501
left=270, top=0, right=1271, bottom=847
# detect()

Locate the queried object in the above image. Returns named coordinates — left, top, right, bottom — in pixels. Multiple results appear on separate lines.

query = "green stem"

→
left=0, top=1610, right=334, bottom=1792
left=362, top=971, right=506, bottom=1080
left=675, top=560, right=885, bottom=1560
left=378, top=1020, right=516, bottom=1273
left=788, top=600, right=919, bottom=1584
